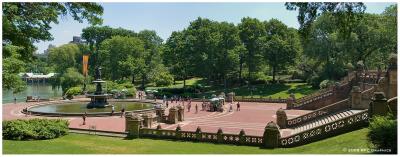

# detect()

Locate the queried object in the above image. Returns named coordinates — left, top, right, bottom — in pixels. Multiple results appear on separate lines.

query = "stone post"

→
left=262, top=121, right=281, bottom=148
left=125, top=113, right=143, bottom=138
left=142, top=113, right=156, bottom=128
left=286, top=97, right=294, bottom=109
left=289, top=93, right=296, bottom=102
left=351, top=86, right=362, bottom=109
left=155, top=108, right=165, bottom=123
left=227, top=92, right=235, bottom=103
left=276, top=108, right=287, bottom=129
left=195, top=126, right=202, bottom=141
left=168, top=107, right=178, bottom=124
left=369, top=92, right=388, bottom=117
left=175, top=125, right=182, bottom=140
left=177, top=105, right=184, bottom=121
left=239, top=129, right=246, bottom=145
left=217, top=128, right=224, bottom=143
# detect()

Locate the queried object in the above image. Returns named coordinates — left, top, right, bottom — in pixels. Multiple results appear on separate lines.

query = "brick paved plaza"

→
left=2, top=98, right=310, bottom=136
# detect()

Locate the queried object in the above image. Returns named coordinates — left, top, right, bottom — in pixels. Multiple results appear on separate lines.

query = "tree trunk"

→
left=183, top=76, right=186, bottom=88
left=141, top=75, right=145, bottom=90
left=272, top=66, right=276, bottom=84
left=131, top=74, right=135, bottom=84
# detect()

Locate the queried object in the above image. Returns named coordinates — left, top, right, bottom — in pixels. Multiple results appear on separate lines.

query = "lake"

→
left=2, top=85, right=62, bottom=104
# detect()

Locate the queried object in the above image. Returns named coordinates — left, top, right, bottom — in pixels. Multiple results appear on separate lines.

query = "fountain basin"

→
left=26, top=100, right=158, bottom=117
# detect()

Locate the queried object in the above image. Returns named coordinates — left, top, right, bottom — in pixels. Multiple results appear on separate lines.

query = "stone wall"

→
left=284, top=99, right=351, bottom=128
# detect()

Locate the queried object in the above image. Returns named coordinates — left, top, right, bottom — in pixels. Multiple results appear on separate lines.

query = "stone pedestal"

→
left=369, top=92, right=388, bottom=117
left=351, top=86, right=362, bottom=109
left=168, top=107, right=179, bottom=124
left=125, top=113, right=143, bottom=138
left=227, top=92, right=235, bottom=103
left=263, top=121, right=281, bottom=148
left=276, top=108, right=287, bottom=129
left=286, top=97, right=294, bottom=109
left=177, top=105, right=184, bottom=121
left=155, top=108, right=165, bottom=122
left=142, top=113, right=156, bottom=128
left=289, top=93, right=296, bottom=102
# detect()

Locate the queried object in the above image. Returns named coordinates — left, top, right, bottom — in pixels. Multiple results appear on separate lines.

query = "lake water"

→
left=2, top=84, right=62, bottom=104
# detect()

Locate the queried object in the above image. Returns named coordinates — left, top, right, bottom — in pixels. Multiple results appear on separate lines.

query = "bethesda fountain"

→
left=86, top=66, right=111, bottom=108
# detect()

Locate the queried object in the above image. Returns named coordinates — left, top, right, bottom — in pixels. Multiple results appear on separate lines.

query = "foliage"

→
left=261, top=19, right=301, bottom=82
left=2, top=45, right=27, bottom=94
left=48, top=43, right=82, bottom=74
left=3, top=119, right=69, bottom=140
left=2, top=2, right=103, bottom=60
left=98, top=35, right=145, bottom=80
left=60, top=68, right=84, bottom=93
left=319, top=80, right=334, bottom=89
left=367, top=114, right=397, bottom=154
left=65, top=86, right=82, bottom=98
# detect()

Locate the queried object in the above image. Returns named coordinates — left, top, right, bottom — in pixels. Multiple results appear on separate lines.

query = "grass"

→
left=3, top=128, right=371, bottom=154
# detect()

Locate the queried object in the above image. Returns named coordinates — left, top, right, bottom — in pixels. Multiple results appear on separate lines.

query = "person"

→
left=187, top=103, right=191, bottom=112
left=166, top=101, right=169, bottom=108
left=195, top=104, right=198, bottom=113
left=82, top=112, right=87, bottom=125
left=120, top=107, right=125, bottom=118
left=236, top=102, right=240, bottom=111
left=13, top=97, right=17, bottom=104
left=163, top=95, right=167, bottom=104
left=229, top=103, right=233, bottom=112
left=111, top=105, right=115, bottom=116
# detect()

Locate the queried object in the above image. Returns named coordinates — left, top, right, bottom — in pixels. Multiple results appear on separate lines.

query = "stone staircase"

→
left=290, top=109, right=364, bottom=135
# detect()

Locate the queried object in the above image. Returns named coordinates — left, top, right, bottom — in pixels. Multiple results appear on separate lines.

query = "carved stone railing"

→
left=280, top=110, right=369, bottom=147
left=139, top=127, right=264, bottom=146
left=291, top=81, right=353, bottom=110
left=287, top=99, right=351, bottom=128
left=234, top=96, right=286, bottom=103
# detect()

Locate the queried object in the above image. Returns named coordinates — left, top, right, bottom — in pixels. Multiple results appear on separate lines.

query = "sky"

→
left=34, top=2, right=396, bottom=54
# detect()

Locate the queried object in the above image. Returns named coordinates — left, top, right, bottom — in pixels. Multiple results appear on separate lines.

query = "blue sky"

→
left=35, top=2, right=396, bottom=54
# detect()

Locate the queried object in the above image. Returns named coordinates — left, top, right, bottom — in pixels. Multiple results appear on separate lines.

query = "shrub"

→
left=3, top=119, right=69, bottom=140
left=367, top=114, right=397, bottom=154
left=319, top=80, right=334, bottom=89
left=65, top=86, right=82, bottom=97
left=154, top=72, right=174, bottom=87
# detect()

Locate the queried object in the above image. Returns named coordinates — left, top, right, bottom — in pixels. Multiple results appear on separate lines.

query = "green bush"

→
left=319, top=80, right=334, bottom=89
left=65, top=86, right=82, bottom=97
left=3, top=119, right=69, bottom=140
left=367, top=114, right=397, bottom=154
left=154, top=72, right=174, bottom=87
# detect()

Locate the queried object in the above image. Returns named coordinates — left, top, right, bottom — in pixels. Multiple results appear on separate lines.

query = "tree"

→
left=47, top=43, right=81, bottom=74
left=2, top=2, right=103, bottom=91
left=81, top=26, right=137, bottom=73
left=97, top=36, right=145, bottom=81
left=3, top=2, right=103, bottom=60
left=2, top=45, right=27, bottom=95
left=163, top=31, right=193, bottom=87
left=238, top=17, right=265, bottom=81
left=137, top=30, right=165, bottom=89
left=261, top=19, right=301, bottom=83
left=285, top=2, right=366, bottom=41
left=60, top=68, right=84, bottom=93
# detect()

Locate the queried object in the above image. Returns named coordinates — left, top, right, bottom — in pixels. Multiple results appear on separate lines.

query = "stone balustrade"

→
left=284, top=99, right=351, bottom=128
left=280, top=110, right=369, bottom=147
left=233, top=96, right=286, bottom=103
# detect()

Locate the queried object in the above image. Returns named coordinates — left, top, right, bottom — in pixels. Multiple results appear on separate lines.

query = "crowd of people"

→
left=81, top=91, right=242, bottom=125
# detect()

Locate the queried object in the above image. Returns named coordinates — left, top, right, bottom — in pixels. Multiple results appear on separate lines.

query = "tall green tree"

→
left=261, top=19, right=301, bottom=83
left=238, top=17, right=265, bottom=82
left=47, top=43, right=82, bottom=74
left=97, top=36, right=145, bottom=82
left=2, top=45, right=26, bottom=95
